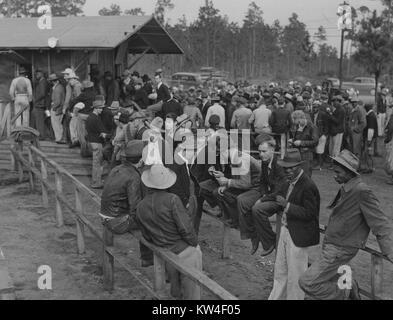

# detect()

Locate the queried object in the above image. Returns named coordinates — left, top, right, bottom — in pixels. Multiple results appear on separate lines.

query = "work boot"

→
left=260, top=243, right=275, bottom=257
left=348, top=279, right=361, bottom=300
left=250, top=237, right=259, bottom=255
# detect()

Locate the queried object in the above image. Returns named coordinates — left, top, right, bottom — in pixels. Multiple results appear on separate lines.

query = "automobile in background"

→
left=326, top=77, right=340, bottom=87
left=342, top=77, right=382, bottom=96
left=200, top=67, right=229, bottom=83
left=169, top=72, right=203, bottom=89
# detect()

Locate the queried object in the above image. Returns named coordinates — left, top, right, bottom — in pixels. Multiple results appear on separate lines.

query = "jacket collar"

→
left=342, top=176, right=362, bottom=193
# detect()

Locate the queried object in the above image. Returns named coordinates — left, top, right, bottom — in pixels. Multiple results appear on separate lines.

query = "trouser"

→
left=14, top=94, right=30, bottom=127
left=167, top=246, right=203, bottom=300
left=349, top=131, right=363, bottom=158
left=90, top=142, right=103, bottom=185
left=269, top=226, right=309, bottom=300
left=329, top=133, right=343, bottom=157
left=32, top=108, right=46, bottom=139
left=377, top=113, right=386, bottom=137
left=199, top=179, right=220, bottom=209
left=237, top=189, right=262, bottom=239
left=76, top=113, right=89, bottom=145
left=50, top=111, right=64, bottom=142
left=251, top=200, right=282, bottom=250
left=299, top=243, right=358, bottom=300
left=69, top=114, right=79, bottom=143
left=146, top=100, right=163, bottom=117
left=217, top=188, right=245, bottom=227
left=274, top=133, right=287, bottom=159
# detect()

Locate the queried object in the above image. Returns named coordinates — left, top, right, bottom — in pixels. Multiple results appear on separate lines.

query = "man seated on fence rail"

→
left=99, top=140, right=153, bottom=267
left=136, top=164, right=201, bottom=300
left=268, top=149, right=320, bottom=300
left=299, top=150, right=393, bottom=300
left=238, top=134, right=287, bottom=257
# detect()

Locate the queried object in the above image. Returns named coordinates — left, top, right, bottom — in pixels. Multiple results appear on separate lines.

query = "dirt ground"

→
left=0, top=143, right=392, bottom=300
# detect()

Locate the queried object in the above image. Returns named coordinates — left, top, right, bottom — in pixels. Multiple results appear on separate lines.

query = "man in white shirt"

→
left=205, top=94, right=225, bottom=128
left=9, top=67, right=33, bottom=127
left=249, top=97, right=272, bottom=134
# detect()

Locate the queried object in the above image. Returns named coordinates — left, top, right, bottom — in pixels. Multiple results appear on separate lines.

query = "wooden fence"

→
left=8, top=141, right=392, bottom=300
left=0, top=101, right=12, bottom=141
left=11, top=143, right=237, bottom=300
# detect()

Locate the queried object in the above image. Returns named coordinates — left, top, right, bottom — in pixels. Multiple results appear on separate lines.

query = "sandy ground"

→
left=0, top=141, right=392, bottom=300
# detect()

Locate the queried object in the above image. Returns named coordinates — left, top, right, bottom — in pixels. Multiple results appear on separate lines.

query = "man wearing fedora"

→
left=136, top=164, right=201, bottom=299
left=85, top=98, right=110, bottom=189
left=268, top=149, right=320, bottom=300
left=299, top=150, right=393, bottom=300
left=48, top=73, right=66, bottom=144
left=9, top=66, right=33, bottom=127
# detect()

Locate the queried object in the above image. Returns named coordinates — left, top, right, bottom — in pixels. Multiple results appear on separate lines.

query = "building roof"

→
left=0, top=15, right=183, bottom=54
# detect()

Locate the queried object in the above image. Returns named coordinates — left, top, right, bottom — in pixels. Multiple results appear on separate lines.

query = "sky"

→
left=83, top=0, right=384, bottom=51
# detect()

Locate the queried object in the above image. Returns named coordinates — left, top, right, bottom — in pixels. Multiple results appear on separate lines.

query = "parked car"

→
left=169, top=72, right=202, bottom=89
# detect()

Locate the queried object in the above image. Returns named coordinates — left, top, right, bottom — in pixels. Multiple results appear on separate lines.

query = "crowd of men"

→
left=9, top=66, right=393, bottom=299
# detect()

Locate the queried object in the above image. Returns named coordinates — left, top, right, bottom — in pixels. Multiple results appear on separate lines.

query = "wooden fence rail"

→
left=11, top=144, right=238, bottom=301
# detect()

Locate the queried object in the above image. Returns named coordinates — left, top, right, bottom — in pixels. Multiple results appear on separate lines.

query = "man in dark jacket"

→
left=238, top=135, right=287, bottom=256
left=146, top=73, right=171, bottom=116
left=269, top=149, right=320, bottom=300
left=32, top=70, right=49, bottom=140
left=327, top=96, right=345, bottom=158
left=103, top=71, right=120, bottom=107
left=133, top=79, right=149, bottom=109
left=136, top=164, right=202, bottom=299
left=86, top=99, right=110, bottom=189
left=161, top=93, right=183, bottom=119
left=269, top=97, right=292, bottom=159
left=299, top=150, right=393, bottom=300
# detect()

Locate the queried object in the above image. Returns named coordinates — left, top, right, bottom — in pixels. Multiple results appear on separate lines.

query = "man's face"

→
left=96, top=108, right=103, bottom=115
left=333, top=164, right=352, bottom=185
left=284, top=165, right=301, bottom=182
left=36, top=72, right=43, bottom=80
left=258, top=142, right=274, bottom=162
left=155, top=75, right=161, bottom=84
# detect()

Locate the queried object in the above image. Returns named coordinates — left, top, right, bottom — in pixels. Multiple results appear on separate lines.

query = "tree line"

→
left=2, top=0, right=393, bottom=85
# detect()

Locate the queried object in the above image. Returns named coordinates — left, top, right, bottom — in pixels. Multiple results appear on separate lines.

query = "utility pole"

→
left=337, top=1, right=352, bottom=91
left=339, top=29, right=345, bottom=90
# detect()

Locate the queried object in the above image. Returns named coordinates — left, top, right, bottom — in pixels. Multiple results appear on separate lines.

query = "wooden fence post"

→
left=40, top=159, right=49, bottom=208
left=0, top=247, right=15, bottom=300
left=17, top=141, right=23, bottom=183
left=222, top=224, right=231, bottom=259
left=27, top=147, right=35, bottom=191
left=102, top=226, right=114, bottom=291
left=153, top=253, right=166, bottom=293
left=74, top=188, right=85, bottom=254
left=54, top=170, right=64, bottom=228
left=371, top=254, right=384, bottom=299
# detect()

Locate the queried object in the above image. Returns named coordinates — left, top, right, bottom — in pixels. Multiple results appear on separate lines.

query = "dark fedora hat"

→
left=277, top=149, right=304, bottom=168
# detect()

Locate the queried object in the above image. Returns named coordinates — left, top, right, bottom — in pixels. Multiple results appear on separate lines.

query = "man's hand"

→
left=218, top=186, right=227, bottom=196
left=276, top=195, right=288, bottom=208
left=293, top=140, right=302, bottom=147
left=216, top=176, right=229, bottom=186
left=100, top=133, right=107, bottom=139
left=213, top=171, right=225, bottom=179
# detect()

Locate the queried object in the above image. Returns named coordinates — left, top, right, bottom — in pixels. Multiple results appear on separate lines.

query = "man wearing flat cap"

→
left=299, top=150, right=393, bottom=300
left=268, top=149, right=320, bottom=300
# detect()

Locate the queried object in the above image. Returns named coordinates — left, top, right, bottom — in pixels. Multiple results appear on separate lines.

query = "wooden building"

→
left=0, top=15, right=183, bottom=101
